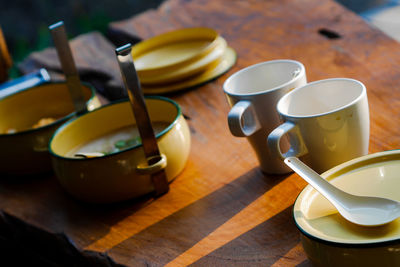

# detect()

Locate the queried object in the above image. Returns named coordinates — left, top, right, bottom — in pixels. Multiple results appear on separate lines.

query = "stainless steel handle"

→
left=49, top=21, right=87, bottom=115
left=116, top=43, right=169, bottom=197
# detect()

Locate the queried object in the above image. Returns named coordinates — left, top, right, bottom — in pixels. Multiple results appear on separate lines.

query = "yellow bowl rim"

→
left=0, top=81, right=97, bottom=137
left=48, top=96, right=182, bottom=161
left=293, top=149, right=400, bottom=248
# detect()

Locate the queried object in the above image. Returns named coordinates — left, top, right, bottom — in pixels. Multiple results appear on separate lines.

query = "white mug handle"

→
left=267, top=121, right=308, bottom=159
left=228, top=100, right=261, bottom=137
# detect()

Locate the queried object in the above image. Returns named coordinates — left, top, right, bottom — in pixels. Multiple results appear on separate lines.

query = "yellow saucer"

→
left=139, top=36, right=227, bottom=85
left=132, top=27, right=220, bottom=76
left=142, top=47, right=237, bottom=95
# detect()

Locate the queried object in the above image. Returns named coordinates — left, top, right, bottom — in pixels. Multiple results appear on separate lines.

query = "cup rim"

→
left=0, top=81, right=97, bottom=137
left=277, top=78, right=367, bottom=119
left=48, top=95, right=182, bottom=161
left=223, top=59, right=306, bottom=97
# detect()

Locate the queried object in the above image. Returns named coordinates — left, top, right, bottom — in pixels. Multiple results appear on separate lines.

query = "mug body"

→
left=224, top=59, right=306, bottom=174
left=277, top=78, right=369, bottom=173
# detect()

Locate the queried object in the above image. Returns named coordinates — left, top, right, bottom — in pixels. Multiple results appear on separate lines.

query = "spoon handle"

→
left=116, top=43, right=169, bottom=197
left=285, top=157, right=352, bottom=209
left=49, top=21, right=87, bottom=115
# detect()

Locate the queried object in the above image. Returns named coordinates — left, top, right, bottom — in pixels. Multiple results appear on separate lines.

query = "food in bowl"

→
left=67, top=122, right=169, bottom=157
left=294, top=150, right=400, bottom=267
left=3, top=117, right=58, bottom=134
left=0, top=82, right=100, bottom=175
left=32, top=117, right=57, bottom=129
left=49, top=96, right=191, bottom=203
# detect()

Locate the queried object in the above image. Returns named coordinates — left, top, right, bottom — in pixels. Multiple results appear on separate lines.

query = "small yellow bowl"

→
left=294, top=150, right=400, bottom=267
left=49, top=96, right=191, bottom=203
left=0, top=82, right=100, bottom=176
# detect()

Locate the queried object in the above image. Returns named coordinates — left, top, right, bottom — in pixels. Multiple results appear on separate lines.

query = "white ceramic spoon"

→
left=285, top=157, right=400, bottom=226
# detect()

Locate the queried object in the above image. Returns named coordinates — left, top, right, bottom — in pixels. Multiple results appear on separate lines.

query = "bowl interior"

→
left=0, top=82, right=94, bottom=134
left=294, top=150, right=400, bottom=245
left=50, top=97, right=179, bottom=158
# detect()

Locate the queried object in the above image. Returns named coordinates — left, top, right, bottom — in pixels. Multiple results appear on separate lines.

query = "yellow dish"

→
left=142, top=47, right=237, bottom=95
left=0, top=82, right=100, bottom=176
left=49, top=97, right=191, bottom=203
left=294, top=150, right=400, bottom=267
left=139, top=36, right=227, bottom=85
left=132, top=27, right=220, bottom=77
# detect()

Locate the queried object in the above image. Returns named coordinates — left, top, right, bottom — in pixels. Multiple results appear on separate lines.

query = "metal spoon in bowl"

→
left=115, top=43, right=169, bottom=197
left=285, top=157, right=400, bottom=226
left=49, top=21, right=87, bottom=115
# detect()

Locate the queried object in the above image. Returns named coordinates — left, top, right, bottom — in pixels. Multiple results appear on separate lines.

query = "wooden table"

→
left=2, top=0, right=400, bottom=266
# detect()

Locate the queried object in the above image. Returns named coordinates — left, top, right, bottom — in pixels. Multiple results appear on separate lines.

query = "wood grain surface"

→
left=2, top=0, right=400, bottom=266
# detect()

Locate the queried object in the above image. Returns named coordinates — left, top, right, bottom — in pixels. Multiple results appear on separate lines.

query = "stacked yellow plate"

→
left=131, top=27, right=236, bottom=94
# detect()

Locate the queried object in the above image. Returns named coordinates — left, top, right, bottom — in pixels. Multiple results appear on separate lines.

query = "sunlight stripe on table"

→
left=85, top=162, right=252, bottom=252
left=165, top=174, right=305, bottom=267
left=270, top=242, right=308, bottom=267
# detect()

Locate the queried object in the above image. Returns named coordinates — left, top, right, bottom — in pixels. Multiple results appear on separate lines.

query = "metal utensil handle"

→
left=49, top=21, right=87, bottom=115
left=0, top=68, right=50, bottom=98
left=116, top=43, right=169, bottom=196
left=116, top=44, right=161, bottom=158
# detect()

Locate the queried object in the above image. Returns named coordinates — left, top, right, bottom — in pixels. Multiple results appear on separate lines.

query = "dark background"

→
left=0, top=0, right=165, bottom=77
left=0, top=0, right=393, bottom=78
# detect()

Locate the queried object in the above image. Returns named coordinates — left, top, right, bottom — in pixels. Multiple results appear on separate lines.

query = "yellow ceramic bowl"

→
left=0, top=82, right=100, bottom=176
left=49, top=96, right=191, bottom=203
left=294, top=150, right=400, bottom=267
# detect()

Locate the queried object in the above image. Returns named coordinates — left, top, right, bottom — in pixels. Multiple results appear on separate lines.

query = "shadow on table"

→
left=99, top=168, right=296, bottom=266
left=0, top=166, right=298, bottom=266
left=192, top=205, right=311, bottom=266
